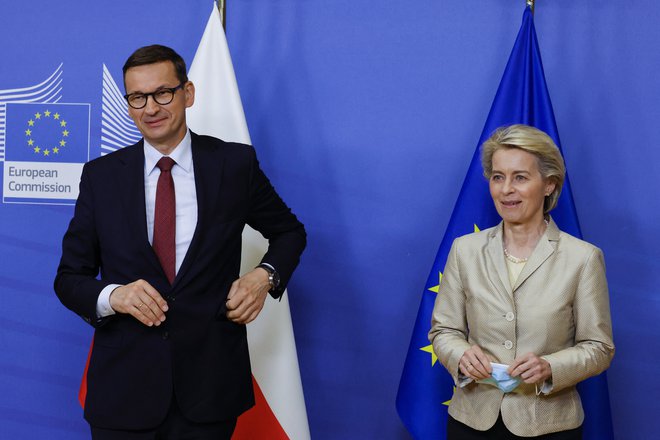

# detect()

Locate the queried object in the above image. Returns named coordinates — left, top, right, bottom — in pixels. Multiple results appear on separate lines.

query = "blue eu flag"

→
left=5, top=102, right=89, bottom=164
left=396, top=7, right=613, bottom=439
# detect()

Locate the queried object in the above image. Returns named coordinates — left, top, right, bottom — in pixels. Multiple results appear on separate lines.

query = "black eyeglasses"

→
left=124, top=83, right=184, bottom=109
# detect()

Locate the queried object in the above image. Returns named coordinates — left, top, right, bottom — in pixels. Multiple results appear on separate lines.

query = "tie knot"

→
left=156, top=157, right=176, bottom=172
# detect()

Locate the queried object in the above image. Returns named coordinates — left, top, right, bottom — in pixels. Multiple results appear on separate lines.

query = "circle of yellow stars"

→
left=24, top=109, right=69, bottom=157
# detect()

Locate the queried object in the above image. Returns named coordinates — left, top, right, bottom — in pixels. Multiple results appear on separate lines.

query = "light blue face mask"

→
left=477, top=362, right=522, bottom=393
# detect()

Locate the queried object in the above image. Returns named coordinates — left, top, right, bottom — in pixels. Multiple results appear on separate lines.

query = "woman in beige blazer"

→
left=429, top=125, right=614, bottom=439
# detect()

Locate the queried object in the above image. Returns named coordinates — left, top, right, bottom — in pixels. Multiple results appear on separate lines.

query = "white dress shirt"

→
left=96, top=131, right=197, bottom=317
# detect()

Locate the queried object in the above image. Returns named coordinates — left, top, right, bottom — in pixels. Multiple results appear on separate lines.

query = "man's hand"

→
left=109, top=279, right=168, bottom=327
left=508, top=352, right=552, bottom=384
left=226, top=268, right=271, bottom=324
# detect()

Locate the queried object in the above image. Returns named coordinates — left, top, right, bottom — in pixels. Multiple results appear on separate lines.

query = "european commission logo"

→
left=1, top=64, right=90, bottom=205
left=0, top=63, right=142, bottom=205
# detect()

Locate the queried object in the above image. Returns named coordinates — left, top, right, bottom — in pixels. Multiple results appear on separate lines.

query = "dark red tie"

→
left=153, top=157, right=176, bottom=284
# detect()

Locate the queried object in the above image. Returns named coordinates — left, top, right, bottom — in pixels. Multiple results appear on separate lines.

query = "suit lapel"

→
left=485, top=223, right=514, bottom=297
left=511, top=218, right=560, bottom=292
left=173, top=132, right=226, bottom=288
left=115, top=142, right=164, bottom=276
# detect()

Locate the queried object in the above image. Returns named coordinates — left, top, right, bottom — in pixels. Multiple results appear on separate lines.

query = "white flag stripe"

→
left=187, top=10, right=251, bottom=145
left=186, top=6, right=310, bottom=440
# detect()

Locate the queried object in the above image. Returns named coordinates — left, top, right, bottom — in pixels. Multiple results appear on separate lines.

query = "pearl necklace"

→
left=503, top=247, right=528, bottom=263
left=503, top=219, right=549, bottom=264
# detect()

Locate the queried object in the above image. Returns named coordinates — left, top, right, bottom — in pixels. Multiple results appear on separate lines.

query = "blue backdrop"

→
left=0, top=1, right=657, bottom=439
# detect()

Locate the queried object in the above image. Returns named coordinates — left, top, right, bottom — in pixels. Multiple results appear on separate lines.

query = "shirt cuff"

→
left=96, top=284, right=121, bottom=318
left=535, top=379, right=554, bottom=395
left=457, top=372, right=474, bottom=388
left=259, top=262, right=276, bottom=273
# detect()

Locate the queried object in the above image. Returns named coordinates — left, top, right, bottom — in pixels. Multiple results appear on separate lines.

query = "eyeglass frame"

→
left=123, top=83, right=185, bottom=109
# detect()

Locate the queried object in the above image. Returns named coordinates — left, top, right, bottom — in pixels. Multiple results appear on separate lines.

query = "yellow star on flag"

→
left=43, top=149, right=50, bottom=156
left=420, top=344, right=438, bottom=367
left=25, top=129, right=32, bottom=136
left=34, top=147, right=41, bottom=153
left=44, top=110, right=51, bottom=117
left=59, top=140, right=66, bottom=147
left=53, top=147, right=59, bottom=154
left=28, top=119, right=35, bottom=126
left=60, top=120, right=67, bottom=127
left=53, top=113, right=60, bottom=120
left=35, top=112, right=42, bottom=119
left=427, top=271, right=443, bottom=293
left=62, top=129, right=69, bottom=137
left=443, top=387, right=456, bottom=406
left=27, top=139, right=34, bottom=146
left=427, top=222, right=477, bottom=294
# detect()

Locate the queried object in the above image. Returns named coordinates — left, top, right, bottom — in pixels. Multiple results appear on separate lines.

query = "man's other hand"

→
left=226, top=268, right=270, bottom=324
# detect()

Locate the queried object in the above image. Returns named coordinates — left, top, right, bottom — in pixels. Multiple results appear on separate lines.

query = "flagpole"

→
left=526, top=0, right=535, bottom=14
left=215, top=0, right=226, bottom=29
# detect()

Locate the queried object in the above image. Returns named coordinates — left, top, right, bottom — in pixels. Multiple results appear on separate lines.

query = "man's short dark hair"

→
left=122, top=44, right=188, bottom=87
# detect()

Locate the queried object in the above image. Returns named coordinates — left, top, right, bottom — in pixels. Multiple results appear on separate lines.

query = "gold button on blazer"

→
left=429, top=218, right=614, bottom=437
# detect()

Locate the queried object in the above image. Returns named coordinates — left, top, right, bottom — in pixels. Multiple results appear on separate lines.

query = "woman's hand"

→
left=508, top=352, right=552, bottom=384
left=459, top=345, right=492, bottom=380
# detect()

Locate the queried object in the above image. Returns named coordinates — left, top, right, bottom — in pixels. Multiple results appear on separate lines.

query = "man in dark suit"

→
left=54, top=45, right=306, bottom=439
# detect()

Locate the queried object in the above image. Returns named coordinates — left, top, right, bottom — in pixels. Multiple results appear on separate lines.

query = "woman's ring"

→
left=137, top=303, right=144, bottom=309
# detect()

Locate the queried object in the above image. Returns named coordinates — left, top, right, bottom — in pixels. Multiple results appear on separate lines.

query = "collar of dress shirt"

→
left=143, top=130, right=193, bottom=176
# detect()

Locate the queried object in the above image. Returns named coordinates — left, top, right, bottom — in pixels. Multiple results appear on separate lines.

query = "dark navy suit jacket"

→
left=55, top=131, right=306, bottom=430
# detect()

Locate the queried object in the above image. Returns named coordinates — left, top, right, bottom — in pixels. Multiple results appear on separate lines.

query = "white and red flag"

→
left=186, top=5, right=310, bottom=440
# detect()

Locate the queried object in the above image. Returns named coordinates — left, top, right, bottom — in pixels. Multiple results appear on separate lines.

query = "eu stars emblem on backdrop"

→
left=3, top=102, right=90, bottom=205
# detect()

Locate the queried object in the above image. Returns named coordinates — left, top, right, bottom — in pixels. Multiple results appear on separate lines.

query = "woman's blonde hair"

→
left=481, top=124, right=566, bottom=214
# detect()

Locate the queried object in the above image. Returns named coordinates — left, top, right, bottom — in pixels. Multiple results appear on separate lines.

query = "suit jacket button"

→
left=505, top=312, right=515, bottom=322
left=162, top=331, right=169, bottom=340
left=504, top=340, right=513, bottom=350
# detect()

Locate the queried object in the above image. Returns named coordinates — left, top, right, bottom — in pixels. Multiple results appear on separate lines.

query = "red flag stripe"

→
left=232, top=376, right=289, bottom=440
left=78, top=336, right=93, bottom=408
